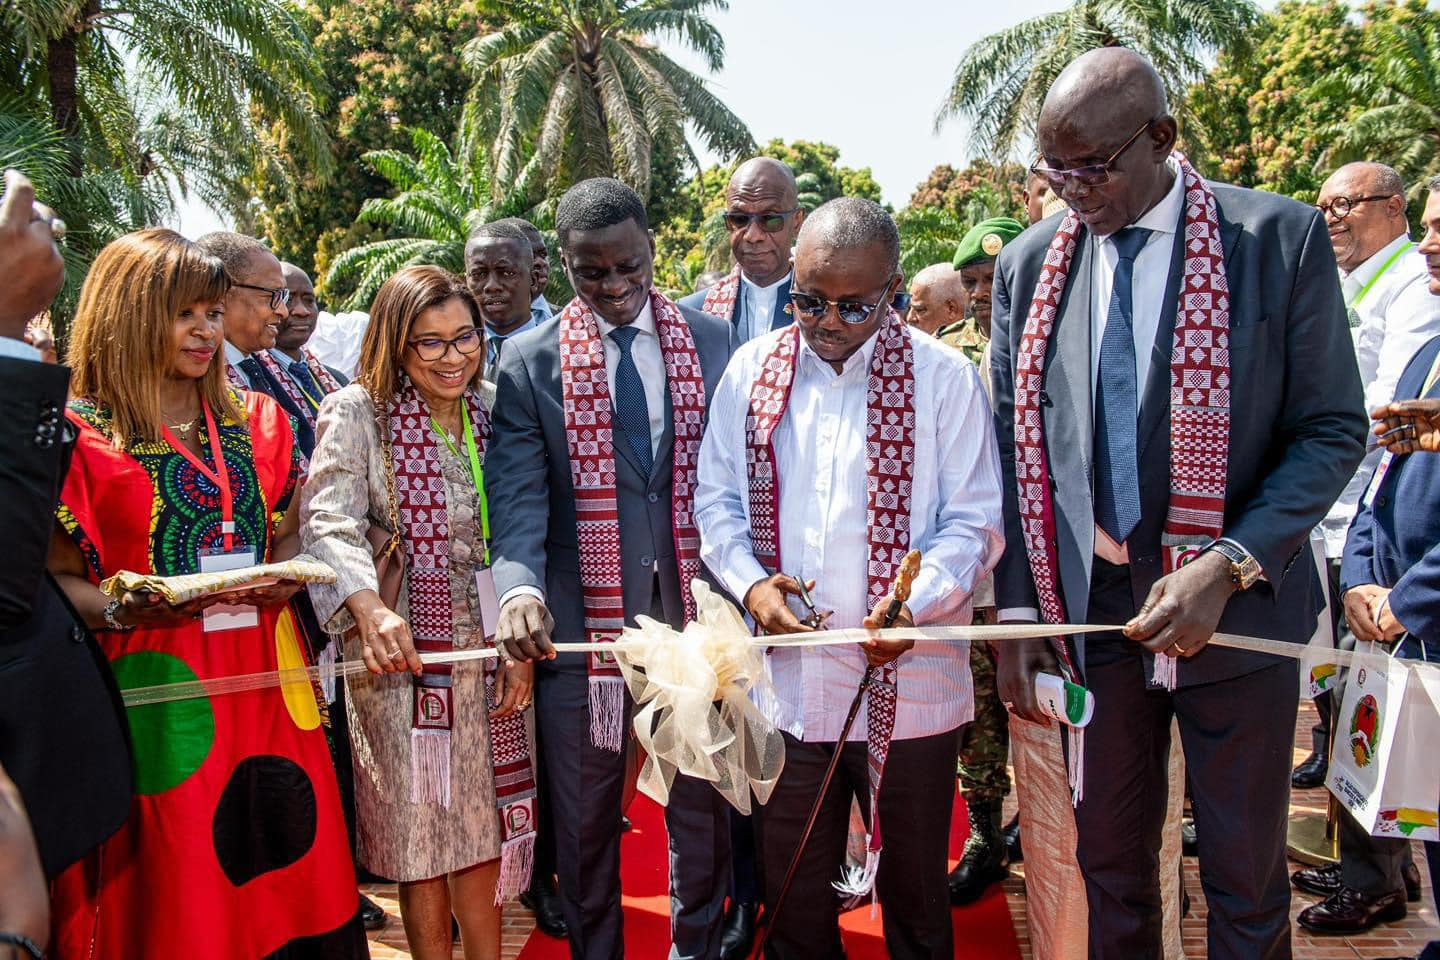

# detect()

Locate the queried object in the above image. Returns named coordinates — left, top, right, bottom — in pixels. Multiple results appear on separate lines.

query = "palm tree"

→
left=934, top=0, right=1259, bottom=160
left=461, top=0, right=754, bottom=204
left=0, top=0, right=329, bottom=201
left=1322, top=12, right=1440, bottom=190
left=324, top=122, right=537, bottom=310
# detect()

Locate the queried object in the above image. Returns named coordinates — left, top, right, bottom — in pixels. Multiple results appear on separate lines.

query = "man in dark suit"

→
left=490, top=178, right=735, bottom=960
left=0, top=169, right=130, bottom=910
left=196, top=232, right=317, bottom=457
left=680, top=157, right=802, bottom=344
left=990, top=49, right=1367, bottom=959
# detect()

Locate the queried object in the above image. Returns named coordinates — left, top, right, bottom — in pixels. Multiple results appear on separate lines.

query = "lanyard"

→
left=1351, top=241, right=1415, bottom=308
left=430, top=402, right=491, bottom=565
left=162, top=401, right=236, bottom=552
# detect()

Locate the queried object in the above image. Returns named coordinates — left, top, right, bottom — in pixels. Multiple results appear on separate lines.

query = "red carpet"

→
left=518, top=789, right=1023, bottom=959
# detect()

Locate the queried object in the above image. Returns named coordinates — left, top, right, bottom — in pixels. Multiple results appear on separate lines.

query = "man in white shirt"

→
left=681, top=157, right=804, bottom=343
left=1295, top=161, right=1440, bottom=787
left=696, top=197, right=1003, bottom=960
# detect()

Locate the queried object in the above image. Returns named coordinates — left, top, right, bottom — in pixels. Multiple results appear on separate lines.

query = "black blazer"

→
left=990, top=182, right=1368, bottom=686
left=0, top=356, right=130, bottom=879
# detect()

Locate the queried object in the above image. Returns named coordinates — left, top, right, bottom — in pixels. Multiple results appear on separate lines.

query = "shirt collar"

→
left=1100, top=158, right=1186, bottom=244
left=594, top=296, right=656, bottom=340
left=795, top=323, right=881, bottom=378
left=224, top=341, right=249, bottom=366
left=530, top=294, right=553, bottom=319
left=268, top=348, right=300, bottom=368
left=742, top=268, right=792, bottom=296
left=1344, top=232, right=1413, bottom=284
left=489, top=316, right=538, bottom=342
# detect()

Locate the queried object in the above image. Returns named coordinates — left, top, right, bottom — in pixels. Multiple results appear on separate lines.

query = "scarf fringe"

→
left=410, top=728, right=452, bottom=808
left=1067, top=726, right=1085, bottom=807
left=1151, top=653, right=1178, bottom=691
left=493, top=833, right=537, bottom=906
left=834, top=843, right=882, bottom=914
left=589, top=675, right=626, bottom=752
left=317, top=638, right=338, bottom=704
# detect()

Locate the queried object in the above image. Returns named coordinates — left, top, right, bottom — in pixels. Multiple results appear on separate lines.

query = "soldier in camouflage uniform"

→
left=941, top=217, right=1026, bottom=905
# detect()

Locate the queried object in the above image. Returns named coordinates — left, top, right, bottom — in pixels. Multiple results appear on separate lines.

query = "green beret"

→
left=952, top=217, right=1025, bottom=270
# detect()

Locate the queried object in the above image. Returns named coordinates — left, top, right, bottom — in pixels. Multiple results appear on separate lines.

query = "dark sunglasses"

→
left=723, top=209, right=799, bottom=234
left=231, top=281, right=291, bottom=311
left=790, top=279, right=898, bottom=326
left=407, top=328, right=482, bottom=361
left=1030, top=117, right=1157, bottom=189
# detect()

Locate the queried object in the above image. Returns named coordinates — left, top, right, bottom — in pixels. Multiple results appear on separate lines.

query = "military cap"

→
left=952, top=217, right=1025, bottom=270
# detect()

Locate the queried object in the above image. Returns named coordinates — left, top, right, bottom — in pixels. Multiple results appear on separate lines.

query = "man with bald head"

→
left=990, top=48, right=1365, bottom=958
left=907, top=262, right=967, bottom=336
left=682, top=156, right=804, bottom=342
left=697, top=197, right=1002, bottom=958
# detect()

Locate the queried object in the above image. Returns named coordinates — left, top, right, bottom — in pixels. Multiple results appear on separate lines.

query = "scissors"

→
left=791, top=574, right=833, bottom=630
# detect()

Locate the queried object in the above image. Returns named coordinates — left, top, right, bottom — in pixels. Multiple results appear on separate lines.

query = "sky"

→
left=174, top=0, right=1074, bottom=237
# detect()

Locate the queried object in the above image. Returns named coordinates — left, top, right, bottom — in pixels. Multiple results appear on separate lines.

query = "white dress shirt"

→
left=696, top=327, right=1004, bottom=742
left=739, top=270, right=790, bottom=344
left=1320, top=234, right=1440, bottom=557
left=498, top=296, right=668, bottom=610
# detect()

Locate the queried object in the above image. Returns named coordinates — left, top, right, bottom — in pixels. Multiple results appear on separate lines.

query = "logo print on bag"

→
left=1350, top=693, right=1382, bottom=768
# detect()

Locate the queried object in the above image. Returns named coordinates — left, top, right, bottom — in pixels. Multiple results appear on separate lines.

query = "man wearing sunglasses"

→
left=682, top=157, right=804, bottom=344
left=696, top=197, right=1003, bottom=959
left=990, top=48, right=1365, bottom=960
left=1295, top=162, right=1440, bottom=792
left=197, top=232, right=316, bottom=457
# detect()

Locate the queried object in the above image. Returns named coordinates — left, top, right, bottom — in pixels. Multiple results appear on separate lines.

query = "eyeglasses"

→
left=407, top=328, right=482, bottom=361
left=231, top=282, right=291, bottom=311
left=1030, top=118, right=1157, bottom=190
left=723, top=209, right=799, bottom=233
left=1316, top=194, right=1397, bottom=221
left=790, top=280, right=898, bottom=326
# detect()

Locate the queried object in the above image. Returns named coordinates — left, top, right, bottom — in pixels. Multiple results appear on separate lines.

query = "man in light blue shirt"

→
left=465, top=222, right=539, bottom=381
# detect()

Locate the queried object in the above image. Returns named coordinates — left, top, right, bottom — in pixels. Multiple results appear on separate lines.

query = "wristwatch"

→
left=103, top=597, right=133, bottom=631
left=1204, top=539, right=1263, bottom=591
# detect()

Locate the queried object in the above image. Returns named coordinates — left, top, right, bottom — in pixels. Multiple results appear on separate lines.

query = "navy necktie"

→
left=289, top=360, right=322, bottom=410
left=609, top=326, right=653, bottom=475
left=238, top=355, right=268, bottom=391
left=1094, top=227, right=1151, bottom=545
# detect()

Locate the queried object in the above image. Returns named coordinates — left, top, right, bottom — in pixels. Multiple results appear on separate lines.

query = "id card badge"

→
left=198, top=545, right=258, bottom=632
left=475, top=566, right=501, bottom=642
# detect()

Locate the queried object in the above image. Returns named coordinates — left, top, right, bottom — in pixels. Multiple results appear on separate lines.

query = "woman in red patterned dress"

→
left=45, top=229, right=367, bottom=959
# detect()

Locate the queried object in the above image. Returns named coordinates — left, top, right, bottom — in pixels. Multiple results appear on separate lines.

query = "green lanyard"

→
left=1351, top=241, right=1415, bottom=308
left=430, top=402, right=491, bottom=565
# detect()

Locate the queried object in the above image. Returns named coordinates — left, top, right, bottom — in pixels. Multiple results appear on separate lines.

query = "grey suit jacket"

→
left=991, top=182, right=1367, bottom=686
left=488, top=297, right=736, bottom=674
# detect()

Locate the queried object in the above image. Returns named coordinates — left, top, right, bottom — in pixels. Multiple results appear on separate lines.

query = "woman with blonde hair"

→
left=46, top=228, right=367, bottom=959
left=302, top=264, right=536, bottom=960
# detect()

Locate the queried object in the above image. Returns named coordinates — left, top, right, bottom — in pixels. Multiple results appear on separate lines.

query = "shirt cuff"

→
left=499, top=585, right=545, bottom=609
left=0, top=337, right=41, bottom=361
left=998, top=607, right=1039, bottom=623
left=720, top=555, right=772, bottom=613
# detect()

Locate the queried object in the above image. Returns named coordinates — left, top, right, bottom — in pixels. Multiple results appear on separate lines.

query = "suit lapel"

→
left=1047, top=235, right=1094, bottom=480
left=773, top=276, right=793, bottom=331
left=1137, top=204, right=1187, bottom=461
left=652, top=387, right=674, bottom=485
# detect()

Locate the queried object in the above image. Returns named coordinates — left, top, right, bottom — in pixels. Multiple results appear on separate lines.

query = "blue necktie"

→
left=487, top=335, right=505, bottom=372
left=1094, top=227, right=1151, bottom=545
left=609, top=326, right=653, bottom=475
left=289, top=360, right=322, bottom=410
left=238, top=355, right=268, bottom=390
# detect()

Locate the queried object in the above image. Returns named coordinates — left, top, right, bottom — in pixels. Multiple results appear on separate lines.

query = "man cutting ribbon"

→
left=696, top=196, right=1003, bottom=960
left=990, top=48, right=1367, bottom=960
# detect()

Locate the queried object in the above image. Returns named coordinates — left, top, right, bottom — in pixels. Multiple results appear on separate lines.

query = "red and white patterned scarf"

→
left=1016, top=152, right=1230, bottom=705
left=557, top=289, right=708, bottom=751
left=257, top=349, right=344, bottom=428
left=387, top=376, right=536, bottom=899
left=700, top=265, right=741, bottom=322
left=746, top=315, right=915, bottom=904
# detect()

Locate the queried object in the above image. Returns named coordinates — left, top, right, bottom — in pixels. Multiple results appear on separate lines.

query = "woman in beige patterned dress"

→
left=302, top=266, right=536, bottom=960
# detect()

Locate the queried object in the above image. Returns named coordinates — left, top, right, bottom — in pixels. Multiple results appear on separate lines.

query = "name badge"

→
left=198, top=546, right=258, bottom=632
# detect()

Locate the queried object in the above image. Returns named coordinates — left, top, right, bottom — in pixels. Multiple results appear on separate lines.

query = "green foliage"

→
left=323, top=122, right=532, bottom=309
left=935, top=0, right=1260, bottom=160
left=897, top=161, right=1026, bottom=281
left=252, top=0, right=489, bottom=276
left=462, top=0, right=754, bottom=207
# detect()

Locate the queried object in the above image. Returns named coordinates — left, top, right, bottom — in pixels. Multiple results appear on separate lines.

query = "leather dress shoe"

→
left=1294, top=861, right=1422, bottom=902
left=1003, top=814, right=1022, bottom=863
left=1297, top=886, right=1407, bottom=933
left=948, top=801, right=1009, bottom=905
left=1292, top=750, right=1329, bottom=789
left=719, top=900, right=757, bottom=960
left=1181, top=818, right=1198, bottom=857
left=519, top=878, right=569, bottom=939
left=359, top=893, right=387, bottom=931
left=621, top=815, right=633, bottom=832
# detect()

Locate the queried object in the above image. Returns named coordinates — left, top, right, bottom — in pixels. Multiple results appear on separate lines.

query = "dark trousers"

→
left=758, top=728, right=960, bottom=960
left=1076, top=561, right=1296, bottom=960
left=729, top=809, right=760, bottom=906
left=536, top=667, right=730, bottom=960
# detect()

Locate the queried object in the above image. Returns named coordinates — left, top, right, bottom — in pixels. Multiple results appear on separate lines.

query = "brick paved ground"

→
left=366, top=700, right=1438, bottom=959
